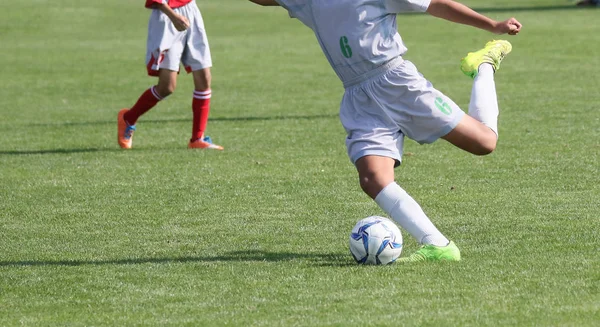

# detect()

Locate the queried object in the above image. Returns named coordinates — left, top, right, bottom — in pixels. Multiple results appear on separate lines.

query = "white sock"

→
left=468, top=63, right=499, bottom=136
left=374, top=182, right=449, bottom=246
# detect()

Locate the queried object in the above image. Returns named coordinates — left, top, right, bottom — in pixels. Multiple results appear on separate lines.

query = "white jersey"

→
left=274, top=0, right=430, bottom=87
left=276, top=0, right=466, bottom=166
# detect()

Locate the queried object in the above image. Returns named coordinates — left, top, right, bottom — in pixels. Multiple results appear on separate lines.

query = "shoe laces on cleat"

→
left=484, top=40, right=512, bottom=66
left=486, top=45, right=506, bottom=63
left=124, top=125, right=136, bottom=140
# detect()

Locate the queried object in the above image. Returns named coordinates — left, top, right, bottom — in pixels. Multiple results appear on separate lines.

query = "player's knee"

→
left=358, top=175, right=371, bottom=194
left=358, top=172, right=387, bottom=199
left=156, top=85, right=175, bottom=98
left=473, top=136, right=497, bottom=155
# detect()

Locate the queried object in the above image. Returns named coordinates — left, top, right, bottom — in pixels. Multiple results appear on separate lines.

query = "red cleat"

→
left=118, top=109, right=135, bottom=149
left=188, top=136, right=223, bottom=150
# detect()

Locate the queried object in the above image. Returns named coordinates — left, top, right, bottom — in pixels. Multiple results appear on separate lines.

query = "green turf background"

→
left=1, top=1, right=598, bottom=326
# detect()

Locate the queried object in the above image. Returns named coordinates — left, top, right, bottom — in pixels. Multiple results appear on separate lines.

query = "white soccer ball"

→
left=349, top=216, right=403, bottom=265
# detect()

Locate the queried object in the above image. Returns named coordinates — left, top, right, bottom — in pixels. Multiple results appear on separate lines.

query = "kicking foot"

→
left=461, top=40, right=512, bottom=79
left=397, top=241, right=461, bottom=263
left=118, top=109, right=136, bottom=149
left=188, top=136, right=224, bottom=150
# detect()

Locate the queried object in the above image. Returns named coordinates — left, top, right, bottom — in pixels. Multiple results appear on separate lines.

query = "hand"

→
left=493, top=18, right=522, bottom=35
left=171, top=14, right=190, bottom=31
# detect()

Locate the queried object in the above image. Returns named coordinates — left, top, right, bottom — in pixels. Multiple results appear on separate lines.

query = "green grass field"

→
left=1, top=0, right=599, bottom=325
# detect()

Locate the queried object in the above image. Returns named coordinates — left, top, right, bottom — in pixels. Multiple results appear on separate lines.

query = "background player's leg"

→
left=124, top=69, right=177, bottom=125
left=356, top=155, right=450, bottom=246
left=118, top=69, right=177, bottom=149
left=188, top=68, right=222, bottom=149
left=191, top=68, right=211, bottom=142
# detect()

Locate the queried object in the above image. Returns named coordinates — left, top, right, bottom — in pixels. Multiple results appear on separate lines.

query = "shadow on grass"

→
left=23, top=113, right=338, bottom=128
left=0, top=113, right=338, bottom=155
left=0, top=148, right=119, bottom=155
left=0, top=250, right=356, bottom=267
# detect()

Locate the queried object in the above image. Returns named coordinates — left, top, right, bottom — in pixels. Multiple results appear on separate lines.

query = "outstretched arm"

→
left=426, top=0, right=521, bottom=35
left=248, top=0, right=280, bottom=6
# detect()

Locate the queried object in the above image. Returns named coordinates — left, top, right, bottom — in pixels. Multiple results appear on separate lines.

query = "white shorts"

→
left=145, top=1, right=212, bottom=76
left=340, top=59, right=465, bottom=167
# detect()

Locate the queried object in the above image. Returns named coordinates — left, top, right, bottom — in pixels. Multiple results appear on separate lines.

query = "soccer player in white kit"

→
left=248, top=0, right=522, bottom=262
left=117, top=0, right=223, bottom=150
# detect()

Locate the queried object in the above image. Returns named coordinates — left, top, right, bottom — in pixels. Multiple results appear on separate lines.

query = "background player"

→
left=247, top=0, right=521, bottom=262
left=118, top=0, right=223, bottom=150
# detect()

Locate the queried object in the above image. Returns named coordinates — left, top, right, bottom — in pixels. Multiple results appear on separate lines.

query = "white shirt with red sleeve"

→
left=145, top=0, right=193, bottom=9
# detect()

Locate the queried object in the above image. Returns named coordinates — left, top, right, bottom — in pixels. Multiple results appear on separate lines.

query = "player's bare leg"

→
left=155, top=69, right=178, bottom=98
left=355, top=155, right=395, bottom=199
left=193, top=67, right=211, bottom=91
left=188, top=68, right=223, bottom=150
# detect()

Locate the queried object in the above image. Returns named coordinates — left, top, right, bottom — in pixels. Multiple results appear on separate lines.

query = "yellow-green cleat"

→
left=460, top=40, right=512, bottom=79
left=397, top=241, right=461, bottom=263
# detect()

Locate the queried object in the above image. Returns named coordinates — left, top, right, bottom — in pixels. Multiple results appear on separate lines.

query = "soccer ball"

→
left=349, top=216, right=403, bottom=265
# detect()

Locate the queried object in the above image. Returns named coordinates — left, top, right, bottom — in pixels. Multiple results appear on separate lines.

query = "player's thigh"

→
left=181, top=3, right=212, bottom=74
left=378, top=61, right=465, bottom=145
left=381, top=61, right=495, bottom=154
left=146, top=10, right=185, bottom=76
left=341, top=87, right=405, bottom=168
